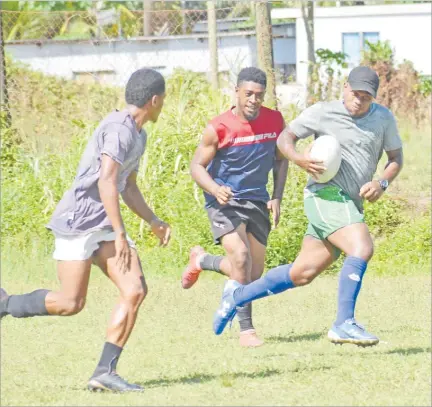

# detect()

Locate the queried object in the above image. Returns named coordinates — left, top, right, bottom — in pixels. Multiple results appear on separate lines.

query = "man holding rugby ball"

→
left=212, top=66, right=404, bottom=347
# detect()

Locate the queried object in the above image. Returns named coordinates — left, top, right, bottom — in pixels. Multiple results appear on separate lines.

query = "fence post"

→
left=255, top=0, right=277, bottom=109
left=0, top=11, right=11, bottom=126
left=207, top=0, right=219, bottom=89
left=143, top=0, right=152, bottom=36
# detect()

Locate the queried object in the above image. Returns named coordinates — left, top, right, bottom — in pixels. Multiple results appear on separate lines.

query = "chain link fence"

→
left=2, top=0, right=420, bottom=127
left=1, top=2, right=302, bottom=127
left=0, top=2, right=292, bottom=85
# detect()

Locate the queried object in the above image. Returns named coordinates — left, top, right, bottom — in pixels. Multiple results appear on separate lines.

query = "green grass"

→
left=385, top=123, right=431, bottom=204
left=1, top=62, right=430, bottom=406
left=1, top=250, right=431, bottom=406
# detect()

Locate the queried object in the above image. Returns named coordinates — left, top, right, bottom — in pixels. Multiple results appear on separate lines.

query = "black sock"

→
left=237, top=302, right=254, bottom=331
left=199, top=254, right=224, bottom=274
left=92, top=342, right=123, bottom=377
left=6, top=289, right=50, bottom=318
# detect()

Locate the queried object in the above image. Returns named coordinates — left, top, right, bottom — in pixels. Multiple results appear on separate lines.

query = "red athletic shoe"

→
left=181, top=246, right=205, bottom=289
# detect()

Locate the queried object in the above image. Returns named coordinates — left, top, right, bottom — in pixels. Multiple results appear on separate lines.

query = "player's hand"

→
left=359, top=180, right=384, bottom=203
left=214, top=185, right=233, bottom=205
left=295, top=144, right=327, bottom=180
left=115, top=232, right=131, bottom=274
left=150, top=218, right=171, bottom=247
left=267, top=199, right=281, bottom=228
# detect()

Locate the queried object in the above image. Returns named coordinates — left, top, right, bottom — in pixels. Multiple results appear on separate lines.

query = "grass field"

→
left=1, top=63, right=430, bottom=406
left=1, top=250, right=431, bottom=406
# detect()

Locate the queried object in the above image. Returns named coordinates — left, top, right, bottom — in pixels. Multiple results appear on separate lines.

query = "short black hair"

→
left=237, top=67, right=267, bottom=87
left=125, top=68, right=165, bottom=107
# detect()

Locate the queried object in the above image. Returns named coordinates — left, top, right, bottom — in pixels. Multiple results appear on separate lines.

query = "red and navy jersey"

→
left=205, top=106, right=285, bottom=207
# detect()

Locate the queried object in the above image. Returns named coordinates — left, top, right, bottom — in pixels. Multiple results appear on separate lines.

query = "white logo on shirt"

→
left=231, top=132, right=277, bottom=144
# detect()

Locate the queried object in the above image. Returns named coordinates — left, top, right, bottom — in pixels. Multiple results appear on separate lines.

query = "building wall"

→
left=5, top=30, right=296, bottom=87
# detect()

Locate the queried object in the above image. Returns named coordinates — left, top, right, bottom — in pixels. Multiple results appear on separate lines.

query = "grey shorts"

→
left=206, top=199, right=271, bottom=246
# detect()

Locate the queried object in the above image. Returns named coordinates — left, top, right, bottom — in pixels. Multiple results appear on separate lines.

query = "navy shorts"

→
left=206, top=199, right=271, bottom=246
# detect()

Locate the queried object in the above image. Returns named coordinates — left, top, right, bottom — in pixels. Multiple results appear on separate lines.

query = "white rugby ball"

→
left=309, top=135, right=342, bottom=183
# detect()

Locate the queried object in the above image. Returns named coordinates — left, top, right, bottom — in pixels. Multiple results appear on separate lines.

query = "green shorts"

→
left=304, top=186, right=365, bottom=258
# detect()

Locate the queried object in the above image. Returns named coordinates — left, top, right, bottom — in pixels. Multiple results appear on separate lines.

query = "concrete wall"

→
left=5, top=25, right=296, bottom=87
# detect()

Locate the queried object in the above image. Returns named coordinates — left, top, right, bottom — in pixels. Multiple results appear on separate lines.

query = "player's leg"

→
left=234, top=199, right=272, bottom=346
left=88, top=239, right=146, bottom=392
left=1, top=233, right=94, bottom=320
left=238, top=232, right=267, bottom=347
left=235, top=235, right=335, bottom=302
left=181, top=203, right=239, bottom=289
left=220, top=222, right=251, bottom=283
left=1, top=261, right=91, bottom=319
left=219, top=223, right=257, bottom=338
left=213, top=234, right=336, bottom=335
left=326, top=222, right=378, bottom=347
left=307, top=186, right=377, bottom=346
left=181, top=246, right=232, bottom=288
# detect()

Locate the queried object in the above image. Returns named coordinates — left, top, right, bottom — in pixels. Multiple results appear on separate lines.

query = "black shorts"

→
left=206, top=199, right=271, bottom=246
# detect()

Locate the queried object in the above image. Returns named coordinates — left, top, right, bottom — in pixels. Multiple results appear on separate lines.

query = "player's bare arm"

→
left=99, top=154, right=130, bottom=273
left=276, top=127, right=326, bottom=178
left=268, top=128, right=289, bottom=228
left=360, top=148, right=404, bottom=203
left=122, top=171, right=171, bottom=247
left=190, top=124, right=233, bottom=205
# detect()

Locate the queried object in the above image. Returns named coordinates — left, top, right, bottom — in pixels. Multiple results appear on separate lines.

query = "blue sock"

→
left=335, top=256, right=368, bottom=326
left=233, top=264, right=295, bottom=307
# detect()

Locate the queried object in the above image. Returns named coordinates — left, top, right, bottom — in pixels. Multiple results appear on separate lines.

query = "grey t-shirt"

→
left=47, top=110, right=147, bottom=235
left=289, top=101, right=402, bottom=210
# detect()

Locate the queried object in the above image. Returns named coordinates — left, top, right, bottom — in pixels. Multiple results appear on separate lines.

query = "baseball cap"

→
left=348, top=66, right=379, bottom=98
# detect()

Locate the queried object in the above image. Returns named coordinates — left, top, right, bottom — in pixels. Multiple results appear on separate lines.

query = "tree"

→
left=300, top=0, right=315, bottom=105
left=0, top=10, right=11, bottom=126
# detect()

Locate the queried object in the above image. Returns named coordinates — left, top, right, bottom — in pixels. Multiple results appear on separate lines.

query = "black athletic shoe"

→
left=88, top=370, right=143, bottom=393
left=0, top=289, right=9, bottom=320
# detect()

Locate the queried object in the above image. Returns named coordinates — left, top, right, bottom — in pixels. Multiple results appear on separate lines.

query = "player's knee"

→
left=124, top=282, right=147, bottom=308
left=351, top=243, right=374, bottom=261
left=231, top=248, right=251, bottom=277
left=291, top=267, right=320, bottom=287
left=61, top=296, right=86, bottom=316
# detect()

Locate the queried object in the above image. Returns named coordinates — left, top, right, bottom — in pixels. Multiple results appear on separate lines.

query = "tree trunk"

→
left=0, top=11, right=11, bottom=127
left=207, top=1, right=219, bottom=89
left=301, top=0, right=316, bottom=106
left=255, top=0, right=277, bottom=109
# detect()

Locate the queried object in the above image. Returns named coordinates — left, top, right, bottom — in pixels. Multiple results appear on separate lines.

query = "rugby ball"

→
left=309, top=135, right=342, bottom=183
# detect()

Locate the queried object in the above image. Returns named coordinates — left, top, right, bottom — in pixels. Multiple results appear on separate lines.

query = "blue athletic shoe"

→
left=213, top=280, right=241, bottom=335
left=328, top=319, right=379, bottom=347
left=0, top=289, right=9, bottom=320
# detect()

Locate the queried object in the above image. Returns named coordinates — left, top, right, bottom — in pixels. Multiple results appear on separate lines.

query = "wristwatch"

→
left=378, top=179, right=389, bottom=191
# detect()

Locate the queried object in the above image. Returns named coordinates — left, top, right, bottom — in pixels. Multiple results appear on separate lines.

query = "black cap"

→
left=348, top=66, right=379, bottom=98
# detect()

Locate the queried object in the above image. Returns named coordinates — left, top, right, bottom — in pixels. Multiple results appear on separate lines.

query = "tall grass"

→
left=1, top=61, right=430, bottom=275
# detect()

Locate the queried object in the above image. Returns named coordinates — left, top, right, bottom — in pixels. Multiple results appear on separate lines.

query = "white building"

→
left=4, top=23, right=296, bottom=87
left=272, top=3, right=432, bottom=87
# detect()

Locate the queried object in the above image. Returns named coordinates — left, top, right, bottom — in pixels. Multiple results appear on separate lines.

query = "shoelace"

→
left=228, top=308, right=238, bottom=330
left=349, top=320, right=365, bottom=331
left=185, top=271, right=198, bottom=282
left=110, top=371, right=131, bottom=386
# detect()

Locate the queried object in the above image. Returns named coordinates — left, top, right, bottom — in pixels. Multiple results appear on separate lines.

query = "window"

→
left=275, top=64, right=296, bottom=84
left=342, top=32, right=380, bottom=66
left=363, top=32, right=380, bottom=49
